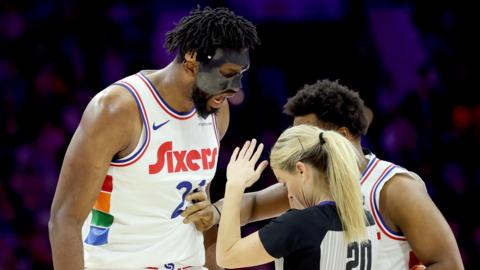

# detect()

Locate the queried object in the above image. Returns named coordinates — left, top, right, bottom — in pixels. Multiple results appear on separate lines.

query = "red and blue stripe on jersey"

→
left=110, top=81, right=151, bottom=167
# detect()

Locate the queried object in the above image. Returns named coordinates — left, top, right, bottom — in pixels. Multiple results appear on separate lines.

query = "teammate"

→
left=186, top=80, right=463, bottom=269
left=282, top=80, right=463, bottom=269
left=215, top=127, right=378, bottom=269
left=48, top=7, right=260, bottom=269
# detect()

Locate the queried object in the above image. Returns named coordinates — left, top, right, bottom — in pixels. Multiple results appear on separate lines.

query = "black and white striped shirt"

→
left=259, top=201, right=378, bottom=270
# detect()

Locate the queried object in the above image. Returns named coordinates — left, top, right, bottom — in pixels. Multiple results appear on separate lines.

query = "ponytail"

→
left=321, top=131, right=367, bottom=243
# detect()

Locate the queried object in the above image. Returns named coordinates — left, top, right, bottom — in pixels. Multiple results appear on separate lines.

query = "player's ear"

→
left=183, top=52, right=198, bottom=76
left=337, top=127, right=354, bottom=140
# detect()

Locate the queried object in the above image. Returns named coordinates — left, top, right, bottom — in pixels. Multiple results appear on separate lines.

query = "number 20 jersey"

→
left=81, top=71, right=220, bottom=269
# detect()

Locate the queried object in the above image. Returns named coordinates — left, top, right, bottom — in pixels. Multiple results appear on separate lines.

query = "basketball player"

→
left=190, top=80, right=463, bottom=269
left=282, top=80, right=463, bottom=269
left=48, top=7, right=260, bottom=269
left=215, top=127, right=379, bottom=269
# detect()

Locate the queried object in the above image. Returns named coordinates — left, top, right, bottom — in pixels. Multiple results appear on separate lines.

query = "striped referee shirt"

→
left=258, top=201, right=378, bottom=270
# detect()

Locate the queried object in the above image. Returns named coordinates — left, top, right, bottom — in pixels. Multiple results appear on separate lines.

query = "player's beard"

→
left=191, top=86, right=219, bottom=119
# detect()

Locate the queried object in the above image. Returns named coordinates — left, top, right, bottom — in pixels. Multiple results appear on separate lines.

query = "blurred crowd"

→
left=0, top=0, right=478, bottom=269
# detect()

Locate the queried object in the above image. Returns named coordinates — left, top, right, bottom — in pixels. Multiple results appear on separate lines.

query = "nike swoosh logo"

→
left=152, top=120, right=170, bottom=130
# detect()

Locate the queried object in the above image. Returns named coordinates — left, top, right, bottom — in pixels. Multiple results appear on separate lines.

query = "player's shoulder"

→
left=370, top=155, right=425, bottom=191
left=92, top=85, right=138, bottom=116
left=86, top=85, right=138, bottom=121
left=383, top=172, right=426, bottom=196
left=81, top=84, right=140, bottom=132
left=381, top=170, right=430, bottom=217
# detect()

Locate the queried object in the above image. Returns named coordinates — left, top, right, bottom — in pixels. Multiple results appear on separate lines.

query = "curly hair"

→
left=164, top=6, right=260, bottom=63
left=283, top=80, right=368, bottom=137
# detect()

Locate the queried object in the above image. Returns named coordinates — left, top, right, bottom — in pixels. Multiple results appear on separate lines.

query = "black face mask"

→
left=192, top=48, right=250, bottom=118
left=196, top=48, right=250, bottom=95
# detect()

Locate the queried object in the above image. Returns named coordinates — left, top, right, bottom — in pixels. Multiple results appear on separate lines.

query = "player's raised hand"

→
left=226, top=139, right=269, bottom=189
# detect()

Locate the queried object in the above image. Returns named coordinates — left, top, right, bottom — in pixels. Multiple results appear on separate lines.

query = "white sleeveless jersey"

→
left=360, top=153, right=423, bottom=270
left=81, top=71, right=219, bottom=269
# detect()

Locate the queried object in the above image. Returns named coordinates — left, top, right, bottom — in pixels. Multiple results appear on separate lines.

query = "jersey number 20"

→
left=346, top=240, right=372, bottom=270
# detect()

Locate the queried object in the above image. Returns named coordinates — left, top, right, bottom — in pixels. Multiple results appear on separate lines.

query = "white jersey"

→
left=81, top=71, right=219, bottom=269
left=360, top=153, right=423, bottom=270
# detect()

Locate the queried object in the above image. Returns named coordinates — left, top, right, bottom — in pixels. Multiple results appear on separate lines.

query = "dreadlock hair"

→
left=283, top=80, right=369, bottom=138
left=164, top=6, right=260, bottom=63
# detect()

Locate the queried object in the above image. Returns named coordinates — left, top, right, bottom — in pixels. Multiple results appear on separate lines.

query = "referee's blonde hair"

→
left=270, top=125, right=367, bottom=243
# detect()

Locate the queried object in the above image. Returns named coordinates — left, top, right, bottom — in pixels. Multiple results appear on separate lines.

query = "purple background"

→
left=0, top=0, right=478, bottom=269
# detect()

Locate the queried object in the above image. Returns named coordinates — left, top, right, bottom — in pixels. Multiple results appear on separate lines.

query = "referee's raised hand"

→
left=226, top=139, right=269, bottom=190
